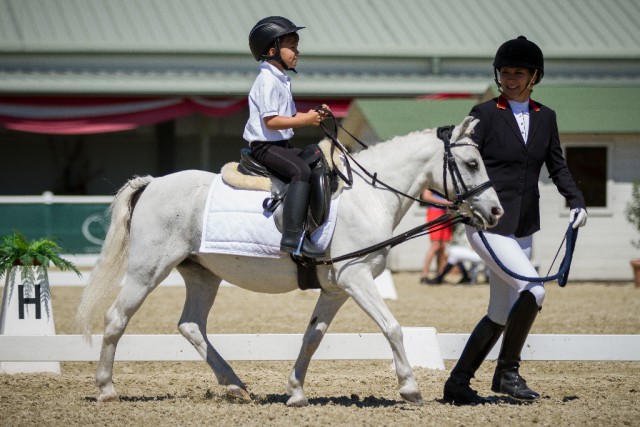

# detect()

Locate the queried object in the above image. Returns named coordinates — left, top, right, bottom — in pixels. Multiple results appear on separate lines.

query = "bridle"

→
left=317, top=108, right=492, bottom=210
left=432, top=125, right=494, bottom=208
left=302, top=109, right=494, bottom=266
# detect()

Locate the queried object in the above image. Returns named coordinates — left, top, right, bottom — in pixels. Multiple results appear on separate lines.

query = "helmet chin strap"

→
left=263, top=39, right=297, bottom=73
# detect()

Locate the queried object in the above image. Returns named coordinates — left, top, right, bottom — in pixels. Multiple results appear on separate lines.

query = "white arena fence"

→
left=1, top=328, right=638, bottom=370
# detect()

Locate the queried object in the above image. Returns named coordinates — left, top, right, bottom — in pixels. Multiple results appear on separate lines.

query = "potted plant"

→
left=625, top=181, right=640, bottom=287
left=1, top=231, right=81, bottom=321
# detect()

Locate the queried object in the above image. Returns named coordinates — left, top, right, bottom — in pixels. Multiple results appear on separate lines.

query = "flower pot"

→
left=632, top=259, right=640, bottom=288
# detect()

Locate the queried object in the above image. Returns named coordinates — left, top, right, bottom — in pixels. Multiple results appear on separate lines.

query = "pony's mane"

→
left=346, top=116, right=479, bottom=161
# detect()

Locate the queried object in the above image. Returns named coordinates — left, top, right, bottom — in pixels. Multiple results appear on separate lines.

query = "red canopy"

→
left=0, top=96, right=351, bottom=135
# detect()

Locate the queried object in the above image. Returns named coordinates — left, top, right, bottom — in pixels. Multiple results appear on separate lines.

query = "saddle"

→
left=221, top=141, right=342, bottom=291
left=224, top=141, right=341, bottom=235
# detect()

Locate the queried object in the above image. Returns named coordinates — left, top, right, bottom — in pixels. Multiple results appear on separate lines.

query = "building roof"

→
left=345, top=98, right=480, bottom=142
left=346, top=86, right=640, bottom=142
left=1, top=0, right=639, bottom=96
left=533, top=86, right=640, bottom=133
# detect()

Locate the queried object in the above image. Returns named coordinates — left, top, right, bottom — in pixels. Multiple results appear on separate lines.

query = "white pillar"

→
left=0, top=265, right=60, bottom=373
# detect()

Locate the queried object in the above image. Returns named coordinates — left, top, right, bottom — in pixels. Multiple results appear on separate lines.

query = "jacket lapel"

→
left=526, top=99, right=542, bottom=145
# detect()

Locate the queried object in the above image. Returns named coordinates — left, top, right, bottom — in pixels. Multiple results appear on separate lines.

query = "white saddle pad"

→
left=199, top=175, right=340, bottom=258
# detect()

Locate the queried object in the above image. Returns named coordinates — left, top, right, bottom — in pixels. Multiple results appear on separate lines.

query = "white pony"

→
left=75, top=116, right=502, bottom=407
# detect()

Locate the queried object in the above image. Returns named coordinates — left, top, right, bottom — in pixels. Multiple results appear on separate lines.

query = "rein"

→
left=318, top=107, right=491, bottom=210
left=302, top=108, right=492, bottom=266
left=311, top=213, right=467, bottom=266
left=318, top=108, right=445, bottom=208
left=477, top=217, right=580, bottom=287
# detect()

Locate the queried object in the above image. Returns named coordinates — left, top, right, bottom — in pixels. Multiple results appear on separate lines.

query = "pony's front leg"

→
left=340, top=266, right=424, bottom=406
left=287, top=288, right=349, bottom=407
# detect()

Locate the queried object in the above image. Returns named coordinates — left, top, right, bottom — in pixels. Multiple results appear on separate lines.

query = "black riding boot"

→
left=457, top=263, right=472, bottom=284
left=443, top=316, right=504, bottom=404
left=280, top=181, right=325, bottom=258
left=427, top=263, right=455, bottom=284
left=491, top=290, right=540, bottom=400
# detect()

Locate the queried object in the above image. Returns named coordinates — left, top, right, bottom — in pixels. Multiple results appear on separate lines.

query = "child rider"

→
left=244, top=16, right=330, bottom=258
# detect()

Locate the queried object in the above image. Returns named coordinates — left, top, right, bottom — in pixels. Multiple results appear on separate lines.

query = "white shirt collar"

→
left=260, top=61, right=290, bottom=83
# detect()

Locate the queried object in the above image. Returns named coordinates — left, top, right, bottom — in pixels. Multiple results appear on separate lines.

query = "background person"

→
left=427, top=236, right=482, bottom=285
left=443, top=36, right=588, bottom=405
left=419, top=189, right=454, bottom=284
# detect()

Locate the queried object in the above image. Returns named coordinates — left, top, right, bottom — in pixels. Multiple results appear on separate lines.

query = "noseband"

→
left=434, top=125, right=494, bottom=207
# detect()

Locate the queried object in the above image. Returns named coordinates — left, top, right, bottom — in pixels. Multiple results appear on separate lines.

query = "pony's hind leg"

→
left=95, top=275, right=156, bottom=402
left=286, top=288, right=349, bottom=407
left=176, top=260, right=251, bottom=402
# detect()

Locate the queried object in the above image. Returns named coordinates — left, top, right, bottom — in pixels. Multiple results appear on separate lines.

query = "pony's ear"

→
left=451, top=116, right=474, bottom=142
left=467, top=117, right=479, bottom=135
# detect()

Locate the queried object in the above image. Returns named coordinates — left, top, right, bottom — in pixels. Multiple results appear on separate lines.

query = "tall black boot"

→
left=456, top=263, right=472, bottom=284
left=443, top=316, right=504, bottom=404
left=427, top=262, right=454, bottom=284
left=280, top=181, right=325, bottom=258
left=491, top=290, right=540, bottom=400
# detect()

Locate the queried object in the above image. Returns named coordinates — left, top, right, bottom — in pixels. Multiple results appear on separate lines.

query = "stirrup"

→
left=291, top=233, right=325, bottom=258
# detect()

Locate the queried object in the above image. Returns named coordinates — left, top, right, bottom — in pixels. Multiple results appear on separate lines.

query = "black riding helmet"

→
left=249, top=16, right=304, bottom=72
left=493, top=36, right=544, bottom=89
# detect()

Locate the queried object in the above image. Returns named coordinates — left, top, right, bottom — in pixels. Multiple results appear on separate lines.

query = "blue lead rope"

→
left=478, top=220, right=579, bottom=287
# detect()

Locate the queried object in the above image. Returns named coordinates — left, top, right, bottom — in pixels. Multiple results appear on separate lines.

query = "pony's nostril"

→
left=492, top=206, right=503, bottom=218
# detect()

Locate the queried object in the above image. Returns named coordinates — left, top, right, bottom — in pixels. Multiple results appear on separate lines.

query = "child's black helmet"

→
left=493, top=36, right=544, bottom=83
left=249, top=16, right=304, bottom=61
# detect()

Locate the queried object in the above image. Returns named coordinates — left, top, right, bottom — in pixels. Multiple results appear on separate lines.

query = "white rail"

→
left=0, top=331, right=638, bottom=367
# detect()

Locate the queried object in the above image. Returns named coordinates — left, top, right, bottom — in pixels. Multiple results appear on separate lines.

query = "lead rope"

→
left=477, top=213, right=580, bottom=287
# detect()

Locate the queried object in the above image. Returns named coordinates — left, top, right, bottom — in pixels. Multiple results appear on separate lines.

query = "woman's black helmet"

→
left=493, top=36, right=544, bottom=84
left=249, top=16, right=304, bottom=61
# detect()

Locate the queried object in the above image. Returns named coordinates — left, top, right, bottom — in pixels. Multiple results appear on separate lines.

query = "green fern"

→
left=0, top=231, right=81, bottom=279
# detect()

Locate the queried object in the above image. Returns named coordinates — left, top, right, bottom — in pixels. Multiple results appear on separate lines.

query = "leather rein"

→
left=302, top=109, right=493, bottom=266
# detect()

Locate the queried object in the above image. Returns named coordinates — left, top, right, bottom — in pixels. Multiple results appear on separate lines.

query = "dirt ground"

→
left=1, top=273, right=639, bottom=426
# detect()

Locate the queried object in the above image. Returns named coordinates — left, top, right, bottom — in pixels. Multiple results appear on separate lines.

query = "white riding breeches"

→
left=465, top=225, right=545, bottom=325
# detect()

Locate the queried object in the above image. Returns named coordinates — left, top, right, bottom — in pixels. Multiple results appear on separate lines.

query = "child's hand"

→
left=302, top=109, right=325, bottom=126
left=316, top=104, right=332, bottom=119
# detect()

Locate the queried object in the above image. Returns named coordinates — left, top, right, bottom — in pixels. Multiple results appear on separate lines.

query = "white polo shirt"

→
left=243, top=62, right=296, bottom=143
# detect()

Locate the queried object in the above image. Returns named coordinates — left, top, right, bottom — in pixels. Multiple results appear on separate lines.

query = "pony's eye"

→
left=466, top=160, right=479, bottom=170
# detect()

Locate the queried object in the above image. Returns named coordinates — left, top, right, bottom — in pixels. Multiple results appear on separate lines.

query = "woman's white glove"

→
left=569, top=208, right=587, bottom=229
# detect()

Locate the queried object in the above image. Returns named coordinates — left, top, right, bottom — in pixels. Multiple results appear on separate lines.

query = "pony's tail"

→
left=74, top=176, right=153, bottom=339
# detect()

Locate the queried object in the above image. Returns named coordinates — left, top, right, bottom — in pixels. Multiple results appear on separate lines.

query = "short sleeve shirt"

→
left=243, top=62, right=296, bottom=143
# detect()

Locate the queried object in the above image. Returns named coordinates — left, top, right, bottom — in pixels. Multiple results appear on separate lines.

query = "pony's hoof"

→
left=97, top=392, right=119, bottom=402
left=286, top=396, right=310, bottom=407
left=226, top=385, right=251, bottom=402
left=400, top=390, right=425, bottom=406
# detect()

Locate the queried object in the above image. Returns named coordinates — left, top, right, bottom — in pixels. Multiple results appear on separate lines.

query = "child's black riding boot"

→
left=443, top=315, right=504, bottom=404
left=491, top=290, right=540, bottom=400
left=280, top=181, right=325, bottom=258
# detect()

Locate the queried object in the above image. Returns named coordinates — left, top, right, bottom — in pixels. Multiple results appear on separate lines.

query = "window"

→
left=565, top=146, right=607, bottom=207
